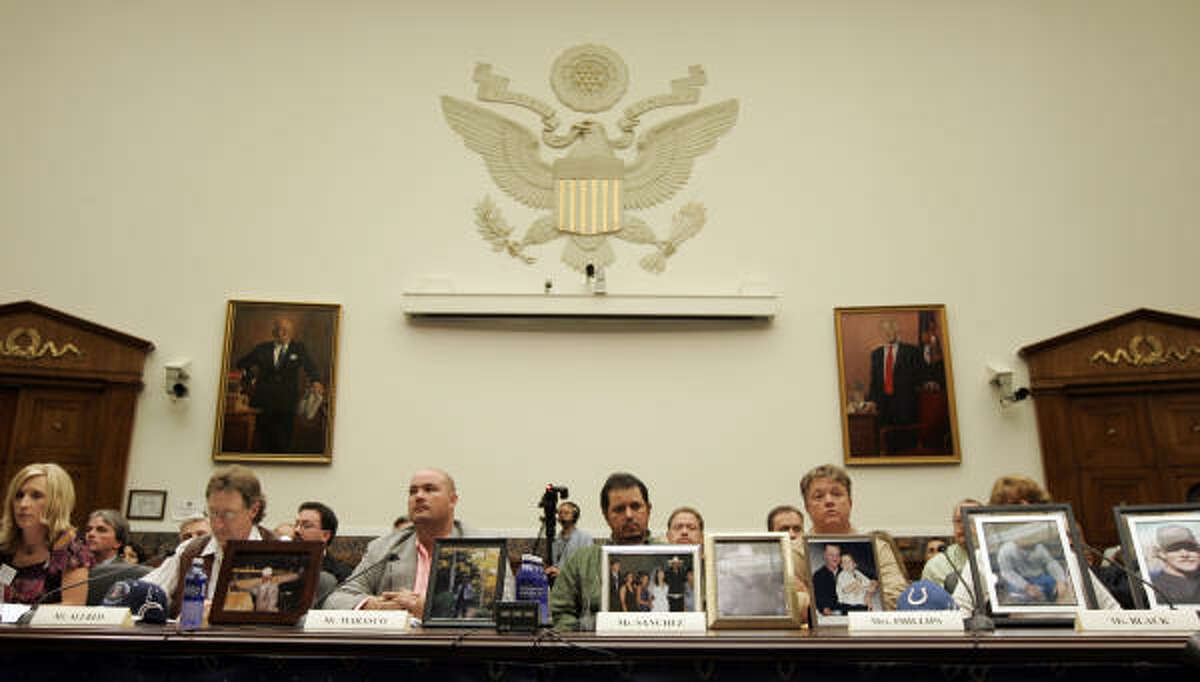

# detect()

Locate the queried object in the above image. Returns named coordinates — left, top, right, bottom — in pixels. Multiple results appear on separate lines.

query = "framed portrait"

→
left=210, top=540, right=323, bottom=625
left=125, top=489, right=166, bottom=521
left=704, top=533, right=803, bottom=629
left=805, top=535, right=883, bottom=627
left=213, top=300, right=341, bottom=464
left=600, top=545, right=702, bottom=613
left=422, top=538, right=508, bottom=627
left=834, top=305, right=960, bottom=465
left=1113, top=504, right=1200, bottom=610
left=963, top=505, right=1096, bottom=622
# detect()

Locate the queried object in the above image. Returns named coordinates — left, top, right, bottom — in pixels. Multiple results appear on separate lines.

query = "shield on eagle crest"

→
left=441, top=44, right=739, bottom=273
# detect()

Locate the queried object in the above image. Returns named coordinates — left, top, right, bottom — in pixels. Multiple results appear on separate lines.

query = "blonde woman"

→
left=0, top=463, right=93, bottom=604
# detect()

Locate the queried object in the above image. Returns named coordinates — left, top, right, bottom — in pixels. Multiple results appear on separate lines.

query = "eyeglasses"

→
left=293, top=520, right=321, bottom=530
left=207, top=508, right=247, bottom=523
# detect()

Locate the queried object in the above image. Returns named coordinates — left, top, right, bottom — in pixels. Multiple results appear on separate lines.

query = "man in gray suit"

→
left=323, top=468, right=467, bottom=614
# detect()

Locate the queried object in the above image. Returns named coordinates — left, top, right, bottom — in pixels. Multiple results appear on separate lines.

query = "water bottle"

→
left=515, top=554, right=550, bottom=626
left=178, top=557, right=207, bottom=631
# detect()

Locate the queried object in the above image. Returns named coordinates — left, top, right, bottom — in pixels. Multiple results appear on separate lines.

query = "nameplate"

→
left=1075, top=609, right=1200, bottom=632
left=303, top=609, right=411, bottom=632
left=848, top=611, right=964, bottom=633
left=29, top=605, right=132, bottom=628
left=0, top=603, right=31, bottom=624
left=595, top=611, right=706, bottom=635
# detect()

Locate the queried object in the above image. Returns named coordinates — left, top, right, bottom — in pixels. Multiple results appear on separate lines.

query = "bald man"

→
left=323, top=469, right=478, bottom=614
left=235, top=317, right=323, bottom=453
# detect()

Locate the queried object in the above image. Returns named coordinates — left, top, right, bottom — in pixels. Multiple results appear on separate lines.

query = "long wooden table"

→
left=2, top=624, right=1196, bottom=680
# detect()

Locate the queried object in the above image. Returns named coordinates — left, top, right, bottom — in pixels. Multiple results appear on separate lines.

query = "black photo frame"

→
left=1113, top=504, right=1200, bottom=610
left=422, top=537, right=508, bottom=627
left=210, top=540, right=324, bottom=625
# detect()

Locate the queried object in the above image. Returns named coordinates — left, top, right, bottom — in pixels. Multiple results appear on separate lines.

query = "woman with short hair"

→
left=0, top=463, right=93, bottom=604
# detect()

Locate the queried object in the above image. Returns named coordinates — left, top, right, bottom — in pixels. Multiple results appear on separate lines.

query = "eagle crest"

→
left=441, top=44, right=739, bottom=273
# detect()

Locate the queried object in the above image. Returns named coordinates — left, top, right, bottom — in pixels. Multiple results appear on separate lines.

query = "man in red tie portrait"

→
left=865, top=318, right=925, bottom=452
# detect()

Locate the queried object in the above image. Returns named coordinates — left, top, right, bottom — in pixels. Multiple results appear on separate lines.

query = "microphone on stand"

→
left=14, top=567, right=149, bottom=625
left=937, top=545, right=993, bottom=631
left=1076, top=540, right=1178, bottom=610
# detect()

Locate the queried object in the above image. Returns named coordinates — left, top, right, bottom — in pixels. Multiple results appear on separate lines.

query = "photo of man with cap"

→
left=1150, top=525, right=1200, bottom=605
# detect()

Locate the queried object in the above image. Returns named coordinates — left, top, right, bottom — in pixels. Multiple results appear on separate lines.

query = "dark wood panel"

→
left=1147, top=392, right=1200, bottom=468
left=1076, top=471, right=1160, bottom=544
left=1067, top=395, right=1153, bottom=468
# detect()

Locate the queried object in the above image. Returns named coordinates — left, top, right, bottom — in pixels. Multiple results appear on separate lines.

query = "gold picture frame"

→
left=834, top=304, right=961, bottom=465
left=704, top=532, right=803, bottom=629
left=213, top=300, right=340, bottom=464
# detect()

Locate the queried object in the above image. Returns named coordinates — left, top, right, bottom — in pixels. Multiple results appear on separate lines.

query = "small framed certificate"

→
left=126, top=489, right=167, bottom=521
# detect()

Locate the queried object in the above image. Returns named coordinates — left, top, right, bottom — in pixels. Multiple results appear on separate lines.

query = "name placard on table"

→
left=29, top=605, right=132, bottom=627
left=848, top=610, right=964, bottom=633
left=303, top=609, right=411, bottom=632
left=1075, top=609, right=1200, bottom=632
left=595, top=611, right=706, bottom=635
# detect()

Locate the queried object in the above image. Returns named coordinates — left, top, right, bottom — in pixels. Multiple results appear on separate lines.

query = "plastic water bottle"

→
left=515, top=554, right=550, bottom=626
left=178, top=557, right=207, bottom=631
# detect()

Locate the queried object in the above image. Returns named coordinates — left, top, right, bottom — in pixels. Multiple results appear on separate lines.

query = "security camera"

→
left=165, top=359, right=192, bottom=401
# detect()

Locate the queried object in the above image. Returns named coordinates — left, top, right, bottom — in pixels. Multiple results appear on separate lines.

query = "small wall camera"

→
left=165, top=359, right=191, bottom=401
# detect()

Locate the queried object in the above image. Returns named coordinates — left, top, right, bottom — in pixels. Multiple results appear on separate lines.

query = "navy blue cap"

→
left=896, top=579, right=956, bottom=611
left=102, top=579, right=169, bottom=624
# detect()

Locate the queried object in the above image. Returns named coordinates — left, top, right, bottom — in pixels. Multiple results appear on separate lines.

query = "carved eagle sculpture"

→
left=441, top=95, right=739, bottom=272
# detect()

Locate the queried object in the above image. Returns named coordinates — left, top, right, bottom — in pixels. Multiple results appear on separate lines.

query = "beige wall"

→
left=2, top=1, right=1198, bottom=538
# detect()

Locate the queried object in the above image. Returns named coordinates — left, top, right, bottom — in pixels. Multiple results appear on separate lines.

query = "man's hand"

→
left=363, top=590, right=424, bottom=614
left=544, top=565, right=560, bottom=579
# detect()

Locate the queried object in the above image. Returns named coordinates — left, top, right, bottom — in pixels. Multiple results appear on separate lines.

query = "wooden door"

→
left=0, top=301, right=153, bottom=528
left=3, top=385, right=106, bottom=527
left=1021, top=309, right=1200, bottom=548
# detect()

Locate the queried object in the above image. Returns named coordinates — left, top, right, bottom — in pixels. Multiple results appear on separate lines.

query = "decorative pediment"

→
left=1019, top=308, right=1200, bottom=387
left=0, top=301, right=154, bottom=383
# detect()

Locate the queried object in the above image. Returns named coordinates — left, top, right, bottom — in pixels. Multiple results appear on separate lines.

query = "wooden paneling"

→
left=1021, top=309, right=1200, bottom=547
left=0, top=302, right=151, bottom=529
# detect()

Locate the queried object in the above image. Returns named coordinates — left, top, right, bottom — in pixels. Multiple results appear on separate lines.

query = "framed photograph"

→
left=600, top=545, right=702, bottom=613
left=1113, top=504, right=1200, bottom=609
left=210, top=540, right=323, bottom=625
left=125, top=489, right=167, bottom=521
left=422, top=538, right=508, bottom=627
left=963, top=505, right=1096, bottom=621
left=834, top=305, right=961, bottom=465
left=705, top=533, right=802, bottom=629
left=213, top=300, right=341, bottom=464
left=805, top=535, right=883, bottom=626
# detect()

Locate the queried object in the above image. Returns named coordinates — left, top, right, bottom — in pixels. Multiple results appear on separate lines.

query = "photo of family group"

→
left=1121, top=512, right=1200, bottom=609
left=601, top=546, right=701, bottom=612
left=806, top=537, right=882, bottom=625
left=425, top=541, right=505, bottom=624
left=972, top=515, right=1083, bottom=613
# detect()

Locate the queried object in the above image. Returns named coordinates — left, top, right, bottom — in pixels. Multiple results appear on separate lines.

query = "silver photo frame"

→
left=600, top=545, right=702, bottom=613
left=963, top=504, right=1096, bottom=622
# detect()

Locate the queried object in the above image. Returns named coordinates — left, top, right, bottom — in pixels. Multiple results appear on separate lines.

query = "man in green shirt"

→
left=550, top=472, right=654, bottom=631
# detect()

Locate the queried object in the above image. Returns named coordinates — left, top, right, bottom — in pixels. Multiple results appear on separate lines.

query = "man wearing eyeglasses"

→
left=143, top=465, right=276, bottom=617
left=294, top=501, right=352, bottom=582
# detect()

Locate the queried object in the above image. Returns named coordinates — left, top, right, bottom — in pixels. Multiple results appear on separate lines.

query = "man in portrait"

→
left=1149, top=525, right=1200, bottom=605
left=235, top=317, right=324, bottom=453
left=865, top=318, right=925, bottom=452
left=812, top=543, right=843, bottom=615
